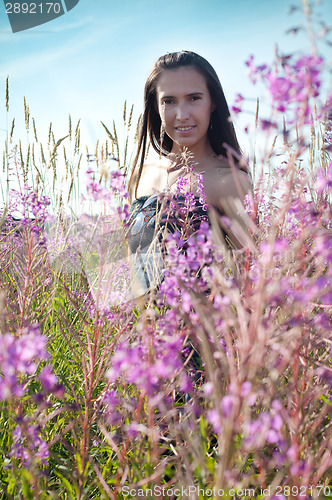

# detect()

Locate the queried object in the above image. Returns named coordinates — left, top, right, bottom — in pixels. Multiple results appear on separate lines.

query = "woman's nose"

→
left=176, top=103, right=190, bottom=121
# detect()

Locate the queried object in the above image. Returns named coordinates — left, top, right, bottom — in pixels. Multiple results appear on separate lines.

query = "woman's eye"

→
left=163, top=99, right=174, bottom=105
left=191, top=96, right=201, bottom=101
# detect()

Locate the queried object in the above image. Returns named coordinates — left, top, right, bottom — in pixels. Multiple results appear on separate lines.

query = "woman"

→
left=127, top=51, right=252, bottom=295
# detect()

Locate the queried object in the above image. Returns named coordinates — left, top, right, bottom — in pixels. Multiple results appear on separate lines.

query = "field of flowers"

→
left=0, top=2, right=332, bottom=499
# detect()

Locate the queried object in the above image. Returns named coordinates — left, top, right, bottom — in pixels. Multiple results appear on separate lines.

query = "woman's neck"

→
left=170, top=143, right=216, bottom=169
left=168, top=146, right=217, bottom=173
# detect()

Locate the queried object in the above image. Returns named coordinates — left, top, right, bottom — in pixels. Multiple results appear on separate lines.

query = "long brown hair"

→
left=128, top=51, right=243, bottom=199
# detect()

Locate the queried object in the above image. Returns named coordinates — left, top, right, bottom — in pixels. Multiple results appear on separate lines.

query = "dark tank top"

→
left=127, top=194, right=208, bottom=254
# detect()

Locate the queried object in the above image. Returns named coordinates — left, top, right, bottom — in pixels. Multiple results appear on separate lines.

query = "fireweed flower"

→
left=245, top=54, right=268, bottom=84
left=39, top=365, right=63, bottom=397
left=0, top=324, right=49, bottom=401
left=9, top=186, right=51, bottom=233
left=10, top=422, right=49, bottom=467
left=207, top=409, right=222, bottom=434
left=243, top=400, right=284, bottom=450
left=106, top=333, right=183, bottom=401
left=231, top=93, right=245, bottom=115
left=207, top=382, right=256, bottom=435
left=154, top=168, right=214, bottom=316
left=260, top=119, right=278, bottom=130
left=162, top=221, right=214, bottom=287
left=314, top=162, right=332, bottom=194
left=245, top=53, right=325, bottom=125
left=0, top=326, right=57, bottom=470
left=84, top=166, right=129, bottom=221
left=102, top=389, right=123, bottom=426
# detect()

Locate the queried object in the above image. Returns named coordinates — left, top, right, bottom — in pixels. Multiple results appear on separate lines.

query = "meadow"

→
left=0, top=2, right=332, bottom=499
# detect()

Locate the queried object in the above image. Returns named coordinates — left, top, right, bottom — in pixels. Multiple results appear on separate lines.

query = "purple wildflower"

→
left=245, top=53, right=324, bottom=125
left=243, top=400, right=284, bottom=450
left=220, top=395, right=235, bottom=418
left=208, top=409, right=221, bottom=434
left=39, top=365, right=64, bottom=397
left=106, top=333, right=183, bottom=399
left=10, top=422, right=49, bottom=467
left=0, top=324, right=49, bottom=401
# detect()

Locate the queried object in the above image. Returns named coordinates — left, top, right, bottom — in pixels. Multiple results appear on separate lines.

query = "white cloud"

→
left=0, top=27, right=103, bottom=79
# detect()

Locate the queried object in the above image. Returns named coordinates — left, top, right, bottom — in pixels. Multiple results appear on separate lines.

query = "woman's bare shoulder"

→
left=220, top=168, right=252, bottom=193
left=201, top=163, right=252, bottom=209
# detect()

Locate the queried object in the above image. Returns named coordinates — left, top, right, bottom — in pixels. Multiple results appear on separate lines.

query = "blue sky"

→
left=0, top=0, right=331, bottom=159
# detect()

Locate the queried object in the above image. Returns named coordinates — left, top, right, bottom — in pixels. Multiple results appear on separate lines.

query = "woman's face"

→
left=156, top=66, right=214, bottom=158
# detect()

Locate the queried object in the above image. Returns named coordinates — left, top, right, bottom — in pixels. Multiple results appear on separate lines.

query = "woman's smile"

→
left=175, top=125, right=197, bottom=134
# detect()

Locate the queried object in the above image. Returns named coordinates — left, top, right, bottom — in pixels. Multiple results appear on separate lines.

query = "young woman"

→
left=127, top=51, right=252, bottom=295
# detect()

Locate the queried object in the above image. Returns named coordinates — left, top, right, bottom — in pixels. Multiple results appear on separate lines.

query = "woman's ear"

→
left=211, top=102, right=216, bottom=112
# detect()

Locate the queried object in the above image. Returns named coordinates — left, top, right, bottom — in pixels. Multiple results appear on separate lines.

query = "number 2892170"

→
left=5, top=3, right=62, bottom=14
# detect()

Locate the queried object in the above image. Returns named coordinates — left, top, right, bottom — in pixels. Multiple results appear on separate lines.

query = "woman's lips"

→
left=175, top=125, right=196, bottom=134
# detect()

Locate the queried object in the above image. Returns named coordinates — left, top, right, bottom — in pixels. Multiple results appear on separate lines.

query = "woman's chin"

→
left=172, top=139, right=197, bottom=152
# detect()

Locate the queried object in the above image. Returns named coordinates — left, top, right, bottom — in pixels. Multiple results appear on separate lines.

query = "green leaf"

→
left=22, top=473, right=34, bottom=500
left=320, top=395, right=332, bottom=407
left=7, top=476, right=16, bottom=495
left=54, top=470, right=76, bottom=500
